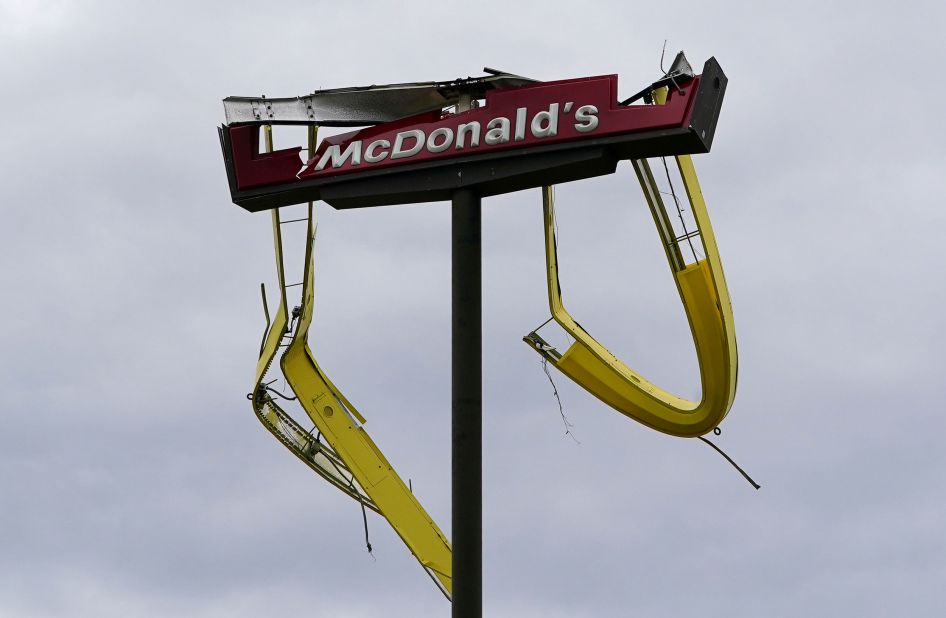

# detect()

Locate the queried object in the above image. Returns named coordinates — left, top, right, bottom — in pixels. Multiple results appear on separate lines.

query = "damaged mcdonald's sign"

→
left=218, top=57, right=726, bottom=211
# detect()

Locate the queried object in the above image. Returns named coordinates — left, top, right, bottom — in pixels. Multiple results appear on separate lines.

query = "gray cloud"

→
left=2, top=0, right=944, bottom=616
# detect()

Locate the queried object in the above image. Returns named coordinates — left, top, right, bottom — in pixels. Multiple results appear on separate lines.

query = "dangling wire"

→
left=261, top=379, right=297, bottom=401
left=264, top=385, right=296, bottom=401
left=658, top=40, right=685, bottom=96
left=541, top=358, right=579, bottom=444
left=697, top=430, right=760, bottom=490
left=360, top=502, right=376, bottom=560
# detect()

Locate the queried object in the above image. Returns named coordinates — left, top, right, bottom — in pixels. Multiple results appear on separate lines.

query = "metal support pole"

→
left=451, top=184, right=482, bottom=616
left=451, top=92, right=481, bottom=618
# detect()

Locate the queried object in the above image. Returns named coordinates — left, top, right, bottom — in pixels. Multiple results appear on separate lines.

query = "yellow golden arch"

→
left=524, top=154, right=737, bottom=437
left=250, top=127, right=452, bottom=598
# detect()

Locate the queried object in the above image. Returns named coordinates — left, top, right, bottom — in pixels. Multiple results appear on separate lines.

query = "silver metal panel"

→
left=223, top=72, right=538, bottom=126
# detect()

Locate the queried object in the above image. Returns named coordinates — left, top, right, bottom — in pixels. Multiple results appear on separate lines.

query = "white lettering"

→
left=574, top=105, right=599, bottom=133
left=364, top=139, right=391, bottom=163
left=485, top=117, right=511, bottom=145
left=456, top=121, right=481, bottom=149
left=391, top=129, right=425, bottom=159
left=312, top=100, right=602, bottom=173
left=531, top=103, right=559, bottom=138
left=315, top=140, right=363, bottom=171
left=514, top=107, right=527, bottom=141
left=427, top=127, right=454, bottom=153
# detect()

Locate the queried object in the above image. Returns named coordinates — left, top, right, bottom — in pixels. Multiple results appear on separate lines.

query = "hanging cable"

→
left=659, top=40, right=669, bottom=75
left=697, top=433, right=760, bottom=490
left=360, top=502, right=375, bottom=560
left=658, top=40, right=685, bottom=95
left=262, top=381, right=297, bottom=401
left=541, top=358, right=579, bottom=444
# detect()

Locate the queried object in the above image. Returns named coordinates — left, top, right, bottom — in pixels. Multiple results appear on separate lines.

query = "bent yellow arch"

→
left=280, top=213, right=453, bottom=597
left=524, top=155, right=737, bottom=437
left=251, top=129, right=382, bottom=510
left=251, top=204, right=381, bottom=511
left=249, top=127, right=450, bottom=597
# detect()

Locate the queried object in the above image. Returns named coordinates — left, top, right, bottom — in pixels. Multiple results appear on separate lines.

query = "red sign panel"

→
left=301, top=75, right=699, bottom=181
left=228, top=74, right=700, bottom=192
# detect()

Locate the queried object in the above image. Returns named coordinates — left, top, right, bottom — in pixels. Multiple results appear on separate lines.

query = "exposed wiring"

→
left=697, top=432, right=761, bottom=490
left=541, top=358, right=579, bottom=444
left=263, top=382, right=297, bottom=401
left=658, top=40, right=685, bottom=96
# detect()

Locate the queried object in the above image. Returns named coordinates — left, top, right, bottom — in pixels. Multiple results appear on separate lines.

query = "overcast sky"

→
left=2, top=1, right=945, bottom=616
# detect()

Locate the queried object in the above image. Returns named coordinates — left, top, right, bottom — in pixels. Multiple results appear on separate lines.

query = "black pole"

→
left=452, top=186, right=482, bottom=618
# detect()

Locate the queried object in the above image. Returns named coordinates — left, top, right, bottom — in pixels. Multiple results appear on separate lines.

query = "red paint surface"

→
left=229, top=125, right=303, bottom=190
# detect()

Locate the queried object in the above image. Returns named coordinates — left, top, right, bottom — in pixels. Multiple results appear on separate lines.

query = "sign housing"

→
left=218, top=57, right=726, bottom=210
